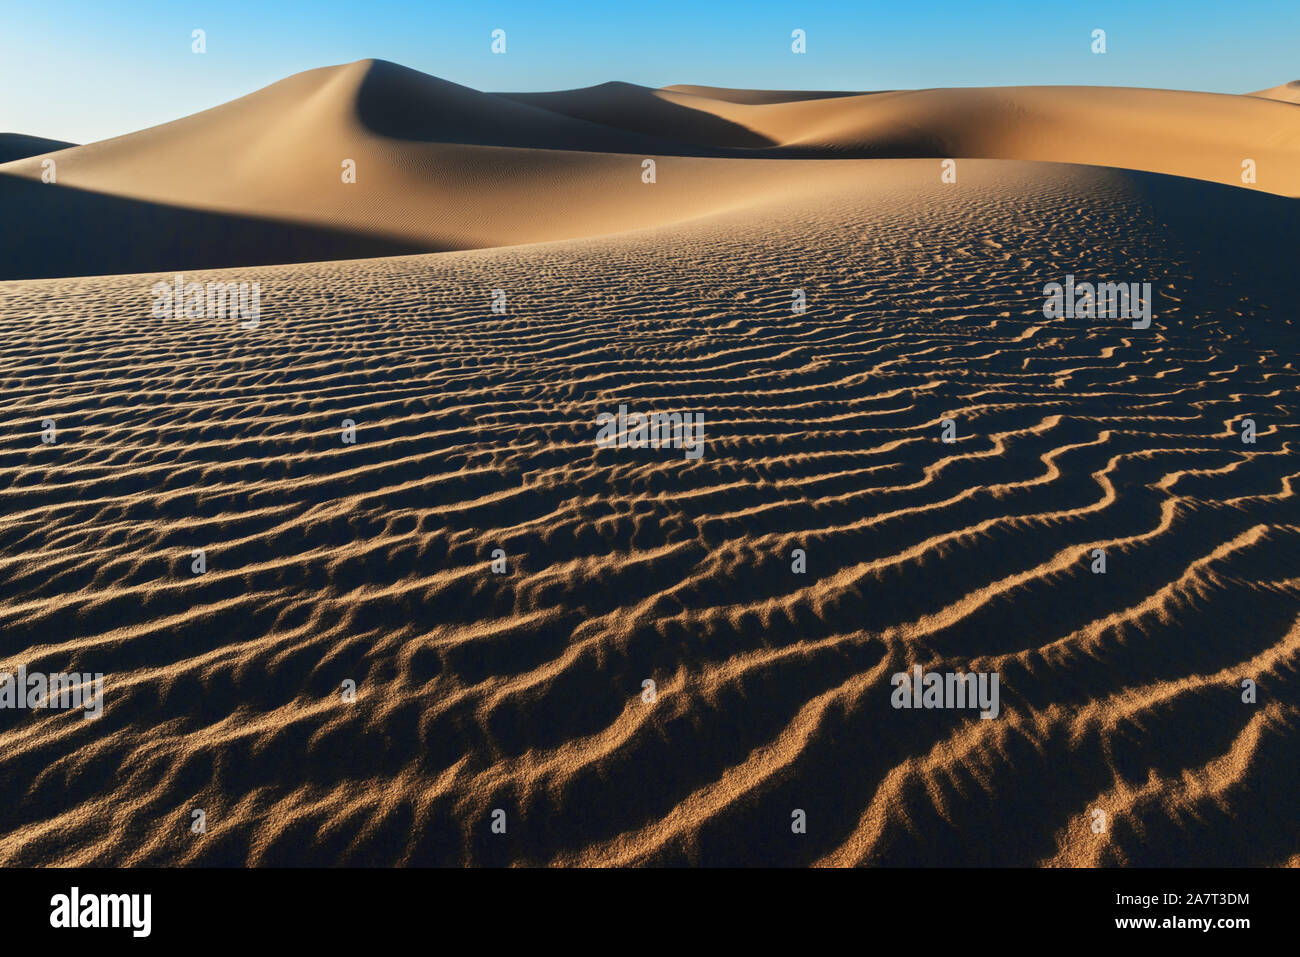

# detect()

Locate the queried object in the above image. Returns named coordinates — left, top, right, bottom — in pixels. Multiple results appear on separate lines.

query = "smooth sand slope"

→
left=2, top=59, right=1299, bottom=279
left=0, top=158, right=1296, bottom=865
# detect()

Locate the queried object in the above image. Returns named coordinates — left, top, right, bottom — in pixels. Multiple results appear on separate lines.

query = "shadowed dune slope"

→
left=2, top=61, right=1299, bottom=280
left=0, top=133, right=78, bottom=164
left=0, top=161, right=1296, bottom=866
left=658, top=85, right=868, bottom=104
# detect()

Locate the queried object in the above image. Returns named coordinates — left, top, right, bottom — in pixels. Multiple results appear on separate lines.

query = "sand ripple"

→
left=0, top=162, right=1296, bottom=865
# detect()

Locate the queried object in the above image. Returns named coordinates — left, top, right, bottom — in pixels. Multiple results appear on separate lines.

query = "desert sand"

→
left=3, top=59, right=1300, bottom=280
left=0, top=61, right=1297, bottom=866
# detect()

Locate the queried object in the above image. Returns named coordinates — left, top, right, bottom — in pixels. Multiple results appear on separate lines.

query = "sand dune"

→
left=519, top=81, right=1300, bottom=194
left=0, top=156, right=1296, bottom=865
left=1, top=59, right=1297, bottom=867
left=0, top=61, right=894, bottom=279
left=2, top=60, right=1299, bottom=281
left=1249, top=80, right=1300, bottom=104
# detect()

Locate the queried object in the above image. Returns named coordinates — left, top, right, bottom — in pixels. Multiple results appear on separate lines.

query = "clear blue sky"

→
left=4, top=0, right=1297, bottom=144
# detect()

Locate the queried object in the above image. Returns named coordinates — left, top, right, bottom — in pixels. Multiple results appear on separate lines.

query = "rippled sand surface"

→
left=1, top=160, right=1296, bottom=865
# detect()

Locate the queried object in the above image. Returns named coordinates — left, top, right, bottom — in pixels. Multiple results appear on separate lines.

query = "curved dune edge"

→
left=0, top=159, right=1296, bottom=866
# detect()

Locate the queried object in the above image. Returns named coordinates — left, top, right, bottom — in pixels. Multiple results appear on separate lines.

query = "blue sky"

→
left=4, top=0, right=1297, bottom=144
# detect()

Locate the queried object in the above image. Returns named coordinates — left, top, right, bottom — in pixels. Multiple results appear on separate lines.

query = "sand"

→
left=0, top=61, right=1297, bottom=867
left=3, top=59, right=1299, bottom=280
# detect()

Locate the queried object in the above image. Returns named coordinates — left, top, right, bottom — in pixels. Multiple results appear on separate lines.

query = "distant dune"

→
left=1248, top=80, right=1300, bottom=104
left=1, top=59, right=1298, bottom=279
left=511, top=79, right=1300, bottom=188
